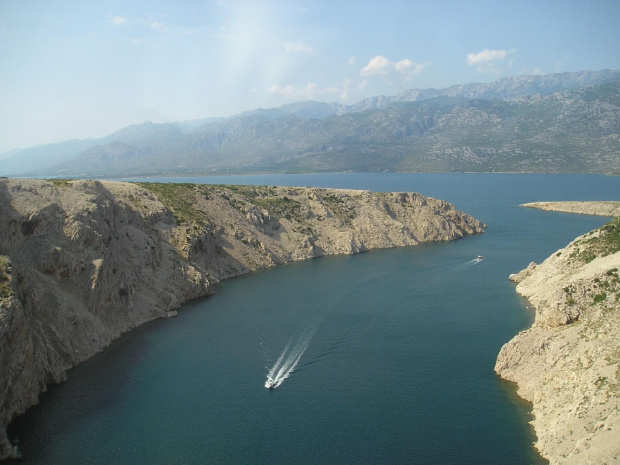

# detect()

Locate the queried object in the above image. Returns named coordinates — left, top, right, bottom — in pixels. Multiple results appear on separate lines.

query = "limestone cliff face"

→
left=0, top=179, right=484, bottom=459
left=496, top=218, right=620, bottom=464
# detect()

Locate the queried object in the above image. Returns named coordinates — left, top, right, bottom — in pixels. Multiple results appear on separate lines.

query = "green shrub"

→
left=573, top=218, right=620, bottom=263
left=0, top=257, right=13, bottom=299
left=593, top=292, right=607, bottom=304
left=48, top=179, right=72, bottom=188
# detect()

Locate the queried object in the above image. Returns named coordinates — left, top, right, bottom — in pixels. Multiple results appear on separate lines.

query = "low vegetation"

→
left=48, top=179, right=72, bottom=188
left=0, top=256, right=14, bottom=299
left=217, top=185, right=302, bottom=220
left=571, top=218, right=620, bottom=263
left=137, top=182, right=208, bottom=226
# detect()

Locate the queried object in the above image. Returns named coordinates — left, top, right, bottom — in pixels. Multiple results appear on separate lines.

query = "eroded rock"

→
left=496, top=220, right=620, bottom=464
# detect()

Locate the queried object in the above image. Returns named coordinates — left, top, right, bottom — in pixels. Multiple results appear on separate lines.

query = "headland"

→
left=0, top=178, right=484, bottom=459
left=496, top=202, right=620, bottom=464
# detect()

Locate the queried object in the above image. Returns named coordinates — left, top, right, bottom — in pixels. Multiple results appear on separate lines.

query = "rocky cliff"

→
left=0, top=178, right=484, bottom=459
left=496, top=215, right=620, bottom=464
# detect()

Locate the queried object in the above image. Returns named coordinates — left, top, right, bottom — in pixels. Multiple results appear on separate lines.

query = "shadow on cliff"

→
left=0, top=179, right=252, bottom=462
left=188, top=231, right=267, bottom=281
left=0, top=179, right=26, bottom=256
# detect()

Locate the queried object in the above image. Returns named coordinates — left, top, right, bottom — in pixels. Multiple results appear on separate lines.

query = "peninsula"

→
left=0, top=178, right=485, bottom=459
left=496, top=202, right=620, bottom=464
left=521, top=201, right=620, bottom=217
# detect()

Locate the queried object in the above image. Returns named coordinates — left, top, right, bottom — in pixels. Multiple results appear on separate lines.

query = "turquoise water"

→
left=9, top=174, right=619, bottom=464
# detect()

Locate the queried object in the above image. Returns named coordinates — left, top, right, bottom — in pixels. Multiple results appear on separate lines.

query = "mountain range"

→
left=1, top=69, right=619, bottom=177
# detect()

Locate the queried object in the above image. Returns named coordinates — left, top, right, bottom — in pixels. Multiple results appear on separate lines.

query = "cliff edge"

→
left=496, top=216, right=620, bottom=464
left=0, top=179, right=484, bottom=459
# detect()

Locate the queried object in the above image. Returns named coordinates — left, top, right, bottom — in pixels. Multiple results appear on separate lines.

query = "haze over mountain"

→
left=1, top=69, right=619, bottom=177
left=3, top=0, right=620, bottom=155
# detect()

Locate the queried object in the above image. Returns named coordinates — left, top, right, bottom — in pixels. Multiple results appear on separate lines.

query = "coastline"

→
left=0, top=178, right=485, bottom=460
left=521, top=201, right=620, bottom=217
left=495, top=202, right=620, bottom=464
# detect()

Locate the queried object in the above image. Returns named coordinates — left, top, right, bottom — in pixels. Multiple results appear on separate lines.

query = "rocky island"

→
left=0, top=178, right=485, bottom=459
left=496, top=202, right=620, bottom=464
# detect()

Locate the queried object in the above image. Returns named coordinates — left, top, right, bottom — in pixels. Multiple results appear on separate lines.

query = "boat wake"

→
left=453, top=256, right=484, bottom=271
left=265, top=326, right=316, bottom=390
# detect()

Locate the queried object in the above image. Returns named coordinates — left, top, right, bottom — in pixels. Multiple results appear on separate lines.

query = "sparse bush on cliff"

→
left=252, top=196, right=301, bottom=221
left=0, top=256, right=14, bottom=299
left=48, top=179, right=72, bottom=188
left=593, top=292, right=607, bottom=304
left=137, top=182, right=209, bottom=227
left=571, top=218, right=620, bottom=263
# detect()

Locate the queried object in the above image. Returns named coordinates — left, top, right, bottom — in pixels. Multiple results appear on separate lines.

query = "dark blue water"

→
left=9, top=174, right=619, bottom=464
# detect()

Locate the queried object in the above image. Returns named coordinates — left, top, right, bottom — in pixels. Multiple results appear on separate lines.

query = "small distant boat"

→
left=477, top=255, right=484, bottom=261
left=265, top=379, right=276, bottom=390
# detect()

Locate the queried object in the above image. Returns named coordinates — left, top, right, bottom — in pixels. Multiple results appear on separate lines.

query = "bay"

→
left=8, top=173, right=619, bottom=464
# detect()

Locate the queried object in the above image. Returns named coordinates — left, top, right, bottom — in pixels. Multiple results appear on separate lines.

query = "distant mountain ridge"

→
left=1, top=69, right=619, bottom=177
left=227, top=69, right=620, bottom=118
left=377, top=69, right=620, bottom=107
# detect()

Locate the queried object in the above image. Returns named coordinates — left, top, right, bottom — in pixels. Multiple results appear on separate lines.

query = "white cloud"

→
left=360, top=56, right=391, bottom=76
left=360, top=55, right=429, bottom=79
left=394, top=58, right=426, bottom=74
left=466, top=49, right=514, bottom=74
left=131, top=38, right=143, bottom=45
left=348, top=56, right=356, bottom=66
left=466, top=49, right=506, bottom=66
left=109, top=15, right=127, bottom=26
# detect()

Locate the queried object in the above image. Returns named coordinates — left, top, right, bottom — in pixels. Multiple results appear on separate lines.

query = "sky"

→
left=1, top=0, right=619, bottom=154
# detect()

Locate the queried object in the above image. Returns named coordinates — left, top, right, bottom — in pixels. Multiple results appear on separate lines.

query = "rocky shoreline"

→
left=0, top=179, right=485, bottom=460
left=495, top=202, right=620, bottom=464
left=522, top=201, right=620, bottom=217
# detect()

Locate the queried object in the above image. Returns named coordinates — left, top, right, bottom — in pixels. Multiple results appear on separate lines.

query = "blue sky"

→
left=1, top=0, right=619, bottom=153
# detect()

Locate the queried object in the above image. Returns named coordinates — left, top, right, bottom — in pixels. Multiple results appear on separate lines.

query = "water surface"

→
left=10, top=173, right=619, bottom=464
